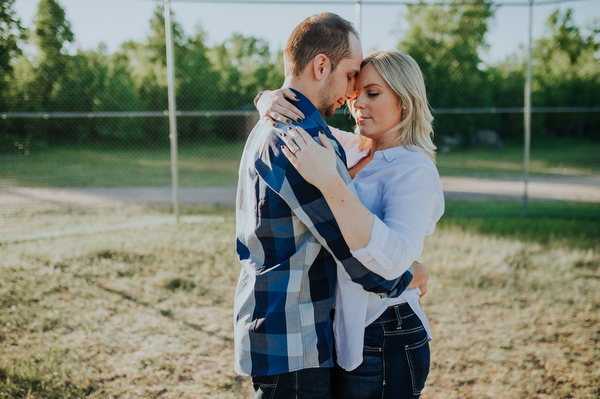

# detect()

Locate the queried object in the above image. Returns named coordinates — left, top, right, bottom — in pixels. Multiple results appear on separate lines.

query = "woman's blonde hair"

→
left=354, top=50, right=436, bottom=162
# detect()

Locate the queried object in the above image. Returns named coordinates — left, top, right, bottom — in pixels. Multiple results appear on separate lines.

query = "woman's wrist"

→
left=316, top=172, right=346, bottom=197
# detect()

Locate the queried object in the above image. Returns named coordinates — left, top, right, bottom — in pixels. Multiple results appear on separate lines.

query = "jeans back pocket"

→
left=405, top=335, right=430, bottom=396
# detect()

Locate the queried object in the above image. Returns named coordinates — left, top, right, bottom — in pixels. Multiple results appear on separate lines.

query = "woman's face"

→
left=351, top=65, right=402, bottom=148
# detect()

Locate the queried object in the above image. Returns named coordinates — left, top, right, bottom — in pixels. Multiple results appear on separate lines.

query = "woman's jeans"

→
left=336, top=303, right=430, bottom=399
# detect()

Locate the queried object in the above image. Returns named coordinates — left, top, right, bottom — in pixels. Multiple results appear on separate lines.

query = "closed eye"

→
left=368, top=92, right=379, bottom=97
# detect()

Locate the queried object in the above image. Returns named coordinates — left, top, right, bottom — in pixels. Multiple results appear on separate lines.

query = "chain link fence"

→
left=1, top=0, right=599, bottom=242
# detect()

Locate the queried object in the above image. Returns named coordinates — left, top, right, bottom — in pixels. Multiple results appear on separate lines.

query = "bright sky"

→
left=12, top=0, right=600, bottom=64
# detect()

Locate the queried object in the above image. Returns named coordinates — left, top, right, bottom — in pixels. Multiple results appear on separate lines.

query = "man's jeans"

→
left=252, top=367, right=332, bottom=399
left=336, top=303, right=430, bottom=399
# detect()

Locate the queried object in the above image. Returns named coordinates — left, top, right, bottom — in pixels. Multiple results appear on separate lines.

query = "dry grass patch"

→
left=420, top=227, right=600, bottom=398
left=1, top=210, right=249, bottom=398
left=1, top=207, right=599, bottom=398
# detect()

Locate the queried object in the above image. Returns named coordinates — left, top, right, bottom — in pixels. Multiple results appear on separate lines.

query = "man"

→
left=234, top=13, right=421, bottom=398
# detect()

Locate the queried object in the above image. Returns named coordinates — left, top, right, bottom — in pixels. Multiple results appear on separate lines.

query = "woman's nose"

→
left=353, top=94, right=364, bottom=109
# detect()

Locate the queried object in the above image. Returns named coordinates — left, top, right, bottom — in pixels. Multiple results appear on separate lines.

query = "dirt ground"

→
left=2, top=175, right=600, bottom=209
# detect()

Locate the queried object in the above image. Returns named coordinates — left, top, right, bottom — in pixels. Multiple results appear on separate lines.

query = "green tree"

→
left=208, top=33, right=284, bottom=140
left=0, top=0, right=27, bottom=151
left=176, top=29, right=222, bottom=142
left=100, top=52, right=147, bottom=143
left=0, top=0, right=26, bottom=111
left=123, top=6, right=185, bottom=111
left=532, top=9, right=600, bottom=138
left=118, top=6, right=185, bottom=145
left=53, top=44, right=145, bottom=143
left=484, top=54, right=526, bottom=142
left=397, top=0, right=495, bottom=140
left=32, top=0, right=74, bottom=110
left=210, top=33, right=283, bottom=109
left=490, top=8, right=599, bottom=141
left=9, top=0, right=76, bottom=144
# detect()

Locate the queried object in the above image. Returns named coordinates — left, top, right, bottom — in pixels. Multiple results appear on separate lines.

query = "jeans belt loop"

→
left=394, top=305, right=402, bottom=330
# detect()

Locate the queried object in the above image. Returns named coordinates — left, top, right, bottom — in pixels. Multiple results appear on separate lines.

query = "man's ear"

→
left=312, top=54, right=331, bottom=82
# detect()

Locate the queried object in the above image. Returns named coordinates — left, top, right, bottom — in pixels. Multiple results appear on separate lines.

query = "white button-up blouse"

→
left=330, top=127, right=445, bottom=371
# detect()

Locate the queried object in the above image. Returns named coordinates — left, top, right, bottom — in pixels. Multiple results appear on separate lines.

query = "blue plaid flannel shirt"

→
left=234, top=89, right=414, bottom=377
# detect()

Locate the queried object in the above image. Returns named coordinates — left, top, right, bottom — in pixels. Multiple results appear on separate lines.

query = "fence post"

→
left=354, top=0, right=362, bottom=38
left=523, top=0, right=533, bottom=215
left=165, top=0, right=180, bottom=223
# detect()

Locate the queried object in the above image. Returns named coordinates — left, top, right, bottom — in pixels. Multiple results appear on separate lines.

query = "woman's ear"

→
left=312, top=54, right=331, bottom=82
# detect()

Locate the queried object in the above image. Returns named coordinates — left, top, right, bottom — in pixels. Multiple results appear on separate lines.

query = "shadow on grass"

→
left=71, top=271, right=233, bottom=343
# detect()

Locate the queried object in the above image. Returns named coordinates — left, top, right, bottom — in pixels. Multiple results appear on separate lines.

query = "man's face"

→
left=318, top=34, right=363, bottom=118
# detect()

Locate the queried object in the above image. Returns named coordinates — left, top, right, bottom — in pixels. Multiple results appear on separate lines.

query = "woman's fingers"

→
left=271, top=91, right=304, bottom=123
left=281, top=132, right=300, bottom=153
left=282, top=88, right=300, bottom=102
left=262, top=116, right=277, bottom=128
left=287, top=128, right=334, bottom=157
left=268, top=105, right=293, bottom=125
left=281, top=145, right=299, bottom=167
left=257, top=89, right=304, bottom=125
left=278, top=102, right=304, bottom=123
left=280, top=90, right=304, bottom=121
left=267, top=104, right=304, bottom=125
left=280, top=128, right=338, bottom=189
left=287, top=126, right=311, bottom=146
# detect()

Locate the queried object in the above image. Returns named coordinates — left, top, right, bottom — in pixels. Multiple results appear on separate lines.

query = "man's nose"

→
left=344, top=83, right=356, bottom=100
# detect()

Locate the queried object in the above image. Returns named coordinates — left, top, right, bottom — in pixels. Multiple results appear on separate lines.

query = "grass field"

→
left=436, top=138, right=600, bottom=179
left=1, top=203, right=599, bottom=398
left=1, top=137, right=599, bottom=397
left=3, top=138, right=600, bottom=188
left=443, top=201, right=600, bottom=249
left=2, top=141, right=247, bottom=188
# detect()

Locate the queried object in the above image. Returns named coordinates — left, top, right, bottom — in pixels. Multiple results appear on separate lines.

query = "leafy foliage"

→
left=0, top=0, right=26, bottom=108
left=398, top=0, right=495, bottom=140
left=0, top=1, right=598, bottom=151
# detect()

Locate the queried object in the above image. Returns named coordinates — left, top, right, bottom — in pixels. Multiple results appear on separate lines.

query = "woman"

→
left=257, top=50, right=444, bottom=398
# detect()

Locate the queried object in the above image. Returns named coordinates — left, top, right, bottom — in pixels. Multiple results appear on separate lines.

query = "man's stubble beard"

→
left=318, top=73, right=338, bottom=118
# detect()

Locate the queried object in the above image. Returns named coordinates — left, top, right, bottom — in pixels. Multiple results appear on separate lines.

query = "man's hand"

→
left=407, top=261, right=429, bottom=303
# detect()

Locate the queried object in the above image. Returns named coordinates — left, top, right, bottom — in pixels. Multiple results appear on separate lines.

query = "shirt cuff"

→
left=350, top=217, right=393, bottom=271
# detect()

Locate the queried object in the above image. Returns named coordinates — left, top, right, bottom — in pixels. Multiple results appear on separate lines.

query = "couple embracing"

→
left=234, top=12, right=444, bottom=399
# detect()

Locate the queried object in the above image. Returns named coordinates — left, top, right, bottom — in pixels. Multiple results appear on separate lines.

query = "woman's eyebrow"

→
left=363, top=83, right=382, bottom=89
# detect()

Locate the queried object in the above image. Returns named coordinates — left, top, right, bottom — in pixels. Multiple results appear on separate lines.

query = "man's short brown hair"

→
left=284, top=13, right=359, bottom=77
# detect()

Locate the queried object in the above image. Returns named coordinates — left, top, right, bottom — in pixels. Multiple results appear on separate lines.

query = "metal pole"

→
left=523, top=0, right=533, bottom=215
left=354, top=0, right=362, bottom=38
left=165, top=0, right=180, bottom=223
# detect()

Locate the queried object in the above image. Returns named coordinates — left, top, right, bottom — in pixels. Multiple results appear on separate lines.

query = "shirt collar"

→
left=376, top=145, right=424, bottom=162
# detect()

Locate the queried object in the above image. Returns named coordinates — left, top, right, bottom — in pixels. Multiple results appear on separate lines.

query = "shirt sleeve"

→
left=350, top=161, right=444, bottom=280
left=254, top=130, right=413, bottom=298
